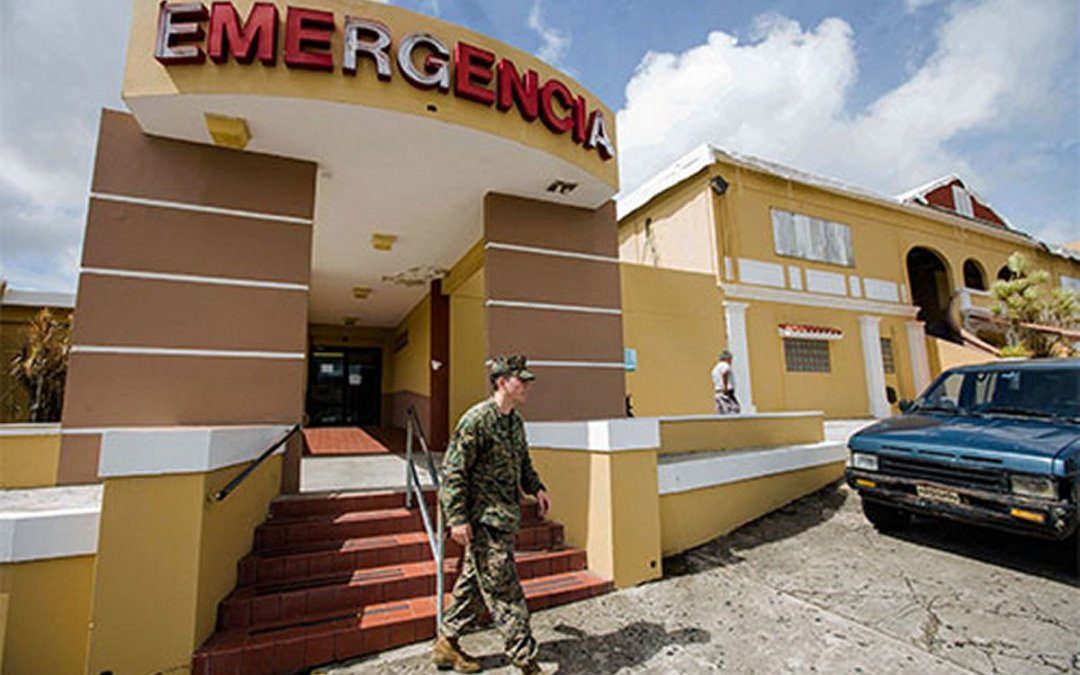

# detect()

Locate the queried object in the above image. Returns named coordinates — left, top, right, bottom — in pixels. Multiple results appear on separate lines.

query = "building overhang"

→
left=121, top=0, right=619, bottom=326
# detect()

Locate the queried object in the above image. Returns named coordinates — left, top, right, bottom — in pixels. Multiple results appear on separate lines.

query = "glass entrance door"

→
left=306, top=348, right=382, bottom=426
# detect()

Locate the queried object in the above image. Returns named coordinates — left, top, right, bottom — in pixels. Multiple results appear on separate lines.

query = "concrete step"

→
left=193, top=570, right=613, bottom=675
left=238, top=522, right=566, bottom=586
left=219, top=547, right=588, bottom=631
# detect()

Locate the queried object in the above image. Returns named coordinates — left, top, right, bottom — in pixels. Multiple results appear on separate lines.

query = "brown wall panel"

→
left=485, top=249, right=621, bottom=309
left=485, top=193, right=618, bottom=257
left=518, top=367, right=625, bottom=421
left=56, top=434, right=102, bottom=485
left=72, top=275, right=307, bottom=352
left=62, top=353, right=304, bottom=427
left=487, top=307, right=623, bottom=362
left=82, top=199, right=312, bottom=284
left=91, top=110, right=316, bottom=218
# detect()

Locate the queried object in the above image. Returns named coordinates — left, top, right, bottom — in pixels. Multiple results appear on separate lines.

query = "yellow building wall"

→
left=744, top=304, right=871, bottom=418
left=710, top=162, right=1069, bottom=294
left=0, top=430, right=60, bottom=488
left=928, top=336, right=995, bottom=375
left=389, top=295, right=432, bottom=399
left=660, top=461, right=845, bottom=556
left=449, top=267, right=488, bottom=424
left=620, top=264, right=726, bottom=417
left=658, top=414, right=823, bottom=455
left=529, top=448, right=662, bottom=589
left=87, top=455, right=282, bottom=675
left=619, top=174, right=718, bottom=275
left=0, top=555, right=95, bottom=675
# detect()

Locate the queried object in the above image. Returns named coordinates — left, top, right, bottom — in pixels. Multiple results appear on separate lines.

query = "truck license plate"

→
left=916, top=484, right=961, bottom=505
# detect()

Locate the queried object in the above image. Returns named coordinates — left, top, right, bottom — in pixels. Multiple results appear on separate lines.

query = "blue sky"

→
left=2, top=0, right=1077, bottom=291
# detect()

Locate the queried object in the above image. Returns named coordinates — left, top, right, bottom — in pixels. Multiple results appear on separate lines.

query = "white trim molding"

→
left=526, top=418, right=660, bottom=452
left=858, top=315, right=891, bottom=419
left=485, top=299, right=622, bottom=316
left=90, top=192, right=313, bottom=225
left=805, top=269, right=847, bottom=296
left=906, top=320, right=932, bottom=393
left=723, top=301, right=757, bottom=414
left=528, top=360, right=626, bottom=369
left=98, top=425, right=294, bottom=478
left=0, top=423, right=61, bottom=437
left=720, top=283, right=920, bottom=318
left=70, top=345, right=305, bottom=360
left=863, top=278, right=900, bottom=303
left=80, top=267, right=308, bottom=292
left=0, top=508, right=100, bottom=562
left=736, top=258, right=786, bottom=288
left=658, top=441, right=846, bottom=495
left=484, top=242, right=619, bottom=264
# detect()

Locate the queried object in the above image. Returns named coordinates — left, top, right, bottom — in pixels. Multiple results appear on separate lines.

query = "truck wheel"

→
left=862, top=499, right=911, bottom=532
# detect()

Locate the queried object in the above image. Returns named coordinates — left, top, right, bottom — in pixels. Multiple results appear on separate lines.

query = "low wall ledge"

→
left=0, top=507, right=101, bottom=563
left=98, top=424, right=294, bottom=478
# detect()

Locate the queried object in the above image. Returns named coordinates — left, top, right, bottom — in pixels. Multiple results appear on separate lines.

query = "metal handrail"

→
left=403, top=405, right=446, bottom=628
left=213, top=424, right=300, bottom=502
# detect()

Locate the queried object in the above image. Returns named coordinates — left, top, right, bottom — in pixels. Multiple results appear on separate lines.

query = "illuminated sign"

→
left=155, top=2, right=615, bottom=159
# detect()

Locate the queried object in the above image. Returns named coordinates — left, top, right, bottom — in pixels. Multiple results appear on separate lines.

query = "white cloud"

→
left=905, top=0, right=945, bottom=12
left=616, top=0, right=1075, bottom=241
left=528, top=0, right=570, bottom=66
left=0, top=0, right=131, bottom=291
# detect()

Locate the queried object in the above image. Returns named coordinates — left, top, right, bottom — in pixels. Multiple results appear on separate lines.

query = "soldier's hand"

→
left=537, top=490, right=551, bottom=518
left=451, top=524, right=472, bottom=547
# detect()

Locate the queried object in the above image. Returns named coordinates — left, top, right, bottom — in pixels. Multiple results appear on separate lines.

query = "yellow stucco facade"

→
left=0, top=555, right=95, bottom=675
left=620, top=149, right=1080, bottom=418
left=86, top=455, right=282, bottom=675
left=0, top=428, right=60, bottom=488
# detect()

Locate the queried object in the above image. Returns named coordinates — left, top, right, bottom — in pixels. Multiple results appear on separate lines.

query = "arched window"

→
left=963, top=259, right=987, bottom=290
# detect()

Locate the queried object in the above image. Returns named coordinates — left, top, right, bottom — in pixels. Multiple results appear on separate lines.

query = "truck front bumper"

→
left=845, top=468, right=1077, bottom=541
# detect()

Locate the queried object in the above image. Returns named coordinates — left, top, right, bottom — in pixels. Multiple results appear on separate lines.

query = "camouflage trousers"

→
left=440, top=523, right=538, bottom=665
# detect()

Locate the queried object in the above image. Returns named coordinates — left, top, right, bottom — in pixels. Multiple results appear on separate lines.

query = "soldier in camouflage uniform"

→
left=432, top=355, right=550, bottom=675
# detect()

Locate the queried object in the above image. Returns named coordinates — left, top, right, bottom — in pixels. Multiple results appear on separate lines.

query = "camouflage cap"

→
left=487, top=354, right=536, bottom=381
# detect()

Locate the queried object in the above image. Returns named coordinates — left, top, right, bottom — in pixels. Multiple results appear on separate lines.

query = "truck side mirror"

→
left=898, top=399, right=914, bottom=413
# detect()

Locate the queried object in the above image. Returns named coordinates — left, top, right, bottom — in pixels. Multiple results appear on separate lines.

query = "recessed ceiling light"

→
left=352, top=287, right=372, bottom=299
left=371, top=233, right=397, bottom=251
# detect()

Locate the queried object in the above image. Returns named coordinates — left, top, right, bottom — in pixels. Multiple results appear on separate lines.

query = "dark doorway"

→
left=306, top=347, right=382, bottom=426
left=906, top=247, right=957, bottom=341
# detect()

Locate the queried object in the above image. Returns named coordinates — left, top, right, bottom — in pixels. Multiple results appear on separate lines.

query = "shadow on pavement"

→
left=890, top=516, right=1078, bottom=587
left=663, top=480, right=849, bottom=578
left=475, top=622, right=711, bottom=674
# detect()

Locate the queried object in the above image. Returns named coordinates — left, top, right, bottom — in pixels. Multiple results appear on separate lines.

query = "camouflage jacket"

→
left=440, top=399, right=546, bottom=533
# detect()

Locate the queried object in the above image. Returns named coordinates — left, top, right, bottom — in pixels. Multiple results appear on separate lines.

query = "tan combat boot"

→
left=432, top=635, right=482, bottom=673
left=514, top=659, right=545, bottom=675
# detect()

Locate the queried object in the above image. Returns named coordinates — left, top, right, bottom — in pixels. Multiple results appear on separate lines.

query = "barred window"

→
left=783, top=338, right=831, bottom=373
left=880, top=337, right=896, bottom=374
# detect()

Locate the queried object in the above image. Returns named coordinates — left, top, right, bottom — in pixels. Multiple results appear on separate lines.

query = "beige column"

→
left=859, top=315, right=891, bottom=418
left=57, top=110, right=315, bottom=485
left=905, top=320, right=932, bottom=393
left=722, top=301, right=756, bottom=413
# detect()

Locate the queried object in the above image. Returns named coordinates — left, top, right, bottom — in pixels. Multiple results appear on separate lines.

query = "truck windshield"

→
left=917, top=367, right=1080, bottom=420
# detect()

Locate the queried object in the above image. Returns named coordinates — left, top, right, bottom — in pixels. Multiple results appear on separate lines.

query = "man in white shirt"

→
left=711, top=350, right=740, bottom=414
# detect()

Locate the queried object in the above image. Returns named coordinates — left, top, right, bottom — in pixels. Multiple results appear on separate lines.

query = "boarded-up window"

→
left=783, top=338, right=831, bottom=373
left=771, top=208, right=854, bottom=267
left=880, top=337, right=896, bottom=374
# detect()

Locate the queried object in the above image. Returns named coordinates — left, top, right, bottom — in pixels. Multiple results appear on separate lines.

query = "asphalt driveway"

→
left=322, top=480, right=1079, bottom=674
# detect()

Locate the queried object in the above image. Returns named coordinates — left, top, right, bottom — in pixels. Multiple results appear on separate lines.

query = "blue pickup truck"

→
left=845, top=359, right=1079, bottom=576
